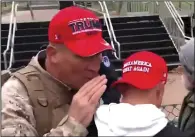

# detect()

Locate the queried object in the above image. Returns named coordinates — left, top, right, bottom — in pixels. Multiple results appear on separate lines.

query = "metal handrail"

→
left=166, top=4, right=183, bottom=32
left=168, top=2, right=184, bottom=31
left=102, top=1, right=120, bottom=59
left=98, top=2, right=113, bottom=47
left=8, top=3, right=18, bottom=70
left=27, top=1, right=34, bottom=20
left=166, top=3, right=183, bottom=34
left=99, top=2, right=119, bottom=60
left=166, top=3, right=181, bottom=28
left=160, top=1, right=186, bottom=52
left=165, top=2, right=185, bottom=37
left=3, top=1, right=15, bottom=70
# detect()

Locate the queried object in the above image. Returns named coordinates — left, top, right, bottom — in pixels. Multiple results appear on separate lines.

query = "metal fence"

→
left=161, top=104, right=181, bottom=127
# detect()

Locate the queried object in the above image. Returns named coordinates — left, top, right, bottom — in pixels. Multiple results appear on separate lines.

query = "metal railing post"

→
left=8, top=3, right=18, bottom=70
left=3, top=1, right=15, bottom=70
left=102, top=1, right=120, bottom=59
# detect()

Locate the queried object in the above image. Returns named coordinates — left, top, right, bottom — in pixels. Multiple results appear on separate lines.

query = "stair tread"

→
left=15, top=34, right=47, bottom=38
left=105, top=21, right=162, bottom=29
left=121, top=46, right=175, bottom=53
left=105, top=33, right=168, bottom=39
left=168, top=62, right=181, bottom=66
left=103, top=26, right=164, bottom=32
left=1, top=42, right=48, bottom=47
left=1, top=37, right=8, bottom=39
left=110, top=54, right=178, bottom=62
left=30, top=4, right=58, bottom=6
left=15, top=27, right=48, bottom=31
left=1, top=59, right=30, bottom=63
left=4, top=50, right=38, bottom=54
left=119, top=39, right=172, bottom=45
left=111, top=20, right=161, bottom=25
left=109, top=15, right=160, bottom=23
left=110, top=15, right=159, bottom=19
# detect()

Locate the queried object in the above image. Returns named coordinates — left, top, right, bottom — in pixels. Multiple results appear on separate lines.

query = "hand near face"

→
left=68, top=75, right=107, bottom=127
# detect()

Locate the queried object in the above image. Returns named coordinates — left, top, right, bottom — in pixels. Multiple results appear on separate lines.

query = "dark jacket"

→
left=178, top=89, right=195, bottom=136
left=154, top=123, right=192, bottom=137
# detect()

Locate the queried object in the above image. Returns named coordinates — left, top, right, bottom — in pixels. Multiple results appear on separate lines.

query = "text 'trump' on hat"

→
left=48, top=6, right=113, bottom=57
left=112, top=51, right=168, bottom=90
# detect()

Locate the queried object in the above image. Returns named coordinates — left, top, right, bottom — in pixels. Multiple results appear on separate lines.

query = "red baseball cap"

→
left=112, top=51, right=168, bottom=90
left=48, top=6, right=113, bottom=57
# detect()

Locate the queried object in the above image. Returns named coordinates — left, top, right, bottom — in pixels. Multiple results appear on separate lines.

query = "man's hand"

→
left=68, top=75, right=107, bottom=127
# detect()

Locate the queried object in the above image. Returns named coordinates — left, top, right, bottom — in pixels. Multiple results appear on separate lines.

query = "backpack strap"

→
left=1, top=70, right=11, bottom=86
left=1, top=66, right=25, bottom=86
left=12, top=65, right=53, bottom=135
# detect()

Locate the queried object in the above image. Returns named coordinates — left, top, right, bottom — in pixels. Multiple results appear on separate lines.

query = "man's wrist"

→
left=58, top=115, right=88, bottom=136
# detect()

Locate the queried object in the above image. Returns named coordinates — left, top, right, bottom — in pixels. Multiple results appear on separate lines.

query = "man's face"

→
left=47, top=45, right=102, bottom=89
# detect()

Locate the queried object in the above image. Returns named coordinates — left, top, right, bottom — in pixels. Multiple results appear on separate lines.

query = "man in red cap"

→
left=95, top=51, right=191, bottom=136
left=1, top=6, right=120, bottom=136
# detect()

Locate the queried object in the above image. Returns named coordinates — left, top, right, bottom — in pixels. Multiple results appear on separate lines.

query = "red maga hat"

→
left=112, top=51, right=168, bottom=90
left=48, top=6, right=113, bottom=57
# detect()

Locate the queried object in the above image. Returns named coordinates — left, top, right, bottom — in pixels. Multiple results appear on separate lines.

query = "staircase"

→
left=1, top=15, right=180, bottom=76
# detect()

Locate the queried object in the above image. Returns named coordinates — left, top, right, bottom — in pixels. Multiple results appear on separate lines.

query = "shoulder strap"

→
left=1, top=66, right=25, bottom=86
left=12, top=65, right=53, bottom=135
left=155, top=123, right=191, bottom=137
left=1, top=70, right=11, bottom=86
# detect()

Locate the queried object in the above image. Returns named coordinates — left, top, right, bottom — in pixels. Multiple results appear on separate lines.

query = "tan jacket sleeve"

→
left=1, top=77, right=88, bottom=136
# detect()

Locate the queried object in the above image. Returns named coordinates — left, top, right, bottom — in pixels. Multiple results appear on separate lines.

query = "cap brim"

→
left=65, top=37, right=114, bottom=57
left=111, top=73, right=162, bottom=90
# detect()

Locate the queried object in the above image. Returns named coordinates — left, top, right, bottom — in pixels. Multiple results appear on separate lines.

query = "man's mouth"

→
left=86, top=73, right=99, bottom=80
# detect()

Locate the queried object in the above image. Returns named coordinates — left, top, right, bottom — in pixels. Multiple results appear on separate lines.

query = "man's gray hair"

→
left=179, top=38, right=194, bottom=82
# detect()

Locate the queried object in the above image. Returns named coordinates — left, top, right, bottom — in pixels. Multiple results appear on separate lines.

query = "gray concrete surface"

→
left=162, top=73, right=188, bottom=105
left=2, top=9, right=59, bottom=24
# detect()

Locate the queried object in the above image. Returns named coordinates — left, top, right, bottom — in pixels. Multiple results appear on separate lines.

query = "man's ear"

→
left=155, top=83, right=165, bottom=107
left=46, top=45, right=58, bottom=63
left=156, top=83, right=165, bottom=96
